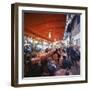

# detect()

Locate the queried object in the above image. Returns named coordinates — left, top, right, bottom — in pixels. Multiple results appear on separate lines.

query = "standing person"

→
left=66, top=45, right=71, bottom=60
left=67, top=45, right=76, bottom=66
left=47, top=58, right=57, bottom=76
left=74, top=45, right=80, bottom=67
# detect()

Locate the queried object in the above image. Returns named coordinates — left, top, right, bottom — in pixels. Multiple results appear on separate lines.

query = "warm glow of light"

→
left=48, top=32, right=51, bottom=39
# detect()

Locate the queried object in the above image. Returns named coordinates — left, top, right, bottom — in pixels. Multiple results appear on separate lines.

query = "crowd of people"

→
left=24, top=44, right=80, bottom=77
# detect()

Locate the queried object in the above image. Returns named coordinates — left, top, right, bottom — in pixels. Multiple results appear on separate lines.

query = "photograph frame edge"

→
left=11, top=3, right=88, bottom=87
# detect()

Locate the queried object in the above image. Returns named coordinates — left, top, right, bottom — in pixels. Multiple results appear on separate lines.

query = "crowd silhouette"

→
left=24, top=44, right=80, bottom=77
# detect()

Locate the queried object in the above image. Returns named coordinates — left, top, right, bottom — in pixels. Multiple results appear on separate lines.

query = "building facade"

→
left=64, top=14, right=80, bottom=46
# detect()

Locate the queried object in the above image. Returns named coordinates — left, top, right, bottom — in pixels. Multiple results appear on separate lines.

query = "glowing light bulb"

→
left=48, top=32, right=51, bottom=39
